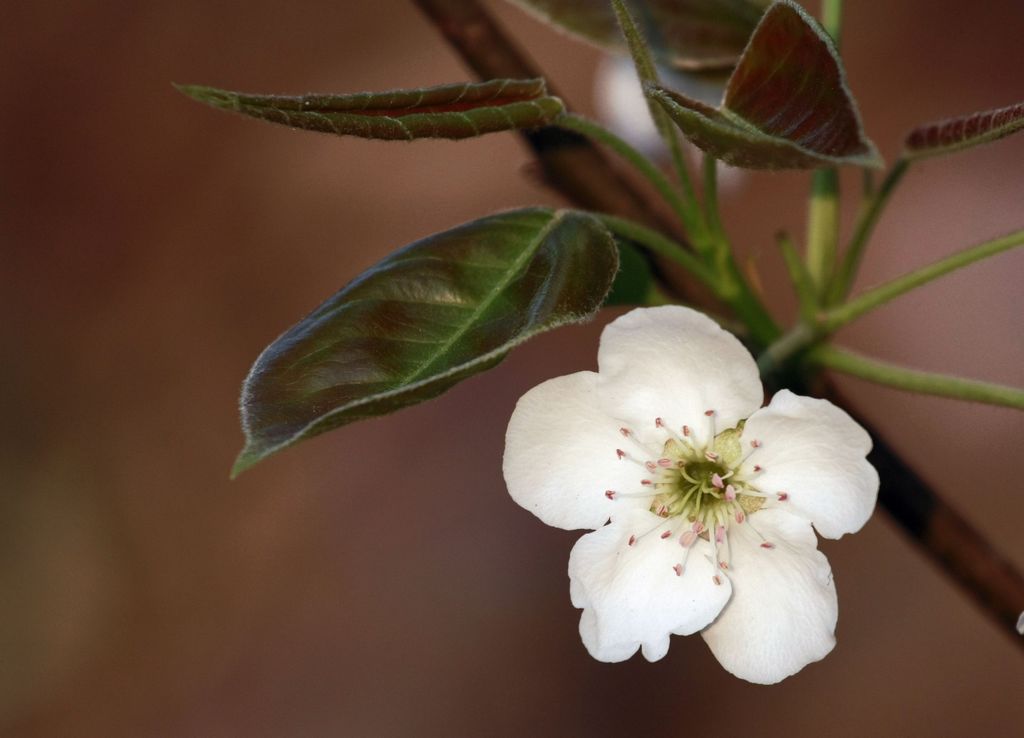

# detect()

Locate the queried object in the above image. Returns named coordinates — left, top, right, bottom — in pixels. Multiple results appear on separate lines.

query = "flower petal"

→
left=569, top=508, right=732, bottom=662
left=596, top=307, right=763, bottom=447
left=504, top=371, right=651, bottom=530
left=701, top=508, right=837, bottom=684
left=740, top=390, right=878, bottom=539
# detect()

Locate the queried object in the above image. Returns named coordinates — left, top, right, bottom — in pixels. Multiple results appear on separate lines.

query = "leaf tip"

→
left=174, top=83, right=238, bottom=111
left=858, top=141, right=886, bottom=170
left=229, top=444, right=263, bottom=479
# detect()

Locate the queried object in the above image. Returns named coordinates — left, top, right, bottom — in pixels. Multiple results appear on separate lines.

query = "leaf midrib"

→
left=397, top=211, right=566, bottom=385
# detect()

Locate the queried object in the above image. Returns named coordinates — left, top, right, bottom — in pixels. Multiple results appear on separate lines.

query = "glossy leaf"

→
left=233, top=209, right=618, bottom=476
left=648, top=0, right=882, bottom=169
left=904, top=101, right=1024, bottom=161
left=509, top=0, right=768, bottom=71
left=177, top=79, right=565, bottom=141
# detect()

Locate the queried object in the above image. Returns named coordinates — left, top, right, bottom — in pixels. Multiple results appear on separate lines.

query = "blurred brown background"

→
left=2, top=1, right=1023, bottom=736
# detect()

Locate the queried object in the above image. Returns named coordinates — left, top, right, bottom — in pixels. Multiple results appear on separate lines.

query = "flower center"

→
left=648, top=430, right=764, bottom=531
left=609, top=411, right=789, bottom=583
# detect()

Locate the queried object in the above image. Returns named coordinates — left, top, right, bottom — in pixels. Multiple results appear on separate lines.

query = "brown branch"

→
left=412, top=0, right=1024, bottom=648
left=413, top=0, right=682, bottom=237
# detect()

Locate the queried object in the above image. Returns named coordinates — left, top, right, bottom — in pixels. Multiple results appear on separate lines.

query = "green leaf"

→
left=176, top=79, right=565, bottom=141
left=648, top=0, right=882, bottom=169
left=509, top=0, right=768, bottom=71
left=232, top=209, right=618, bottom=476
left=904, top=101, right=1024, bottom=161
left=605, top=239, right=654, bottom=305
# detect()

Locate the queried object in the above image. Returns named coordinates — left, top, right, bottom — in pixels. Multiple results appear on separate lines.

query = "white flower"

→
left=503, top=306, right=879, bottom=684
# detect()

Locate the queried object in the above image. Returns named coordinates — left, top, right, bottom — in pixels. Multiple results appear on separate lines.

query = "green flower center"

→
left=647, top=423, right=764, bottom=530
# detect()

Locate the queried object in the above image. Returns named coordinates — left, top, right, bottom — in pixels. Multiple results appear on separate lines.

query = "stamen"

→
left=619, top=427, right=631, bottom=437
left=777, top=492, right=789, bottom=502
left=641, top=479, right=653, bottom=486
left=628, top=535, right=637, bottom=546
left=711, top=473, right=725, bottom=489
left=657, top=458, right=673, bottom=468
left=645, top=461, right=657, bottom=472
left=704, top=451, right=719, bottom=462
left=660, top=530, right=672, bottom=540
left=724, top=484, right=736, bottom=501
left=734, top=510, right=745, bottom=524
left=760, top=542, right=775, bottom=549
left=605, top=490, right=616, bottom=500
left=616, top=449, right=626, bottom=460
left=673, top=563, right=684, bottom=577
left=679, top=530, right=697, bottom=547
left=682, top=425, right=691, bottom=437
left=738, top=439, right=763, bottom=465
left=657, top=418, right=685, bottom=443
left=715, top=524, right=726, bottom=544
left=712, top=575, right=723, bottom=586
left=752, top=464, right=763, bottom=473
left=705, top=409, right=717, bottom=450
left=609, top=490, right=658, bottom=500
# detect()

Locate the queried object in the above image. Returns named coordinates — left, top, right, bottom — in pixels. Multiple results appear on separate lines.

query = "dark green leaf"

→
left=510, top=0, right=768, bottom=71
left=233, top=209, right=618, bottom=476
left=605, top=239, right=654, bottom=305
left=904, top=101, right=1024, bottom=161
left=177, top=79, right=565, bottom=141
left=648, top=0, right=882, bottom=169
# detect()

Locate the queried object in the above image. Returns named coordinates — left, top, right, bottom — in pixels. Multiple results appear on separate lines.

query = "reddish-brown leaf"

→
left=904, top=102, right=1024, bottom=161
left=649, top=0, right=881, bottom=169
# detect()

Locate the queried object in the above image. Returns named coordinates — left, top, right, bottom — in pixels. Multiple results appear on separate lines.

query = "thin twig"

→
left=412, top=0, right=1024, bottom=647
left=411, top=0, right=687, bottom=246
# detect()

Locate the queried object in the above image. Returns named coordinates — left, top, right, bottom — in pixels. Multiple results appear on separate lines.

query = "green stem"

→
left=823, top=229, right=1024, bottom=331
left=821, top=0, right=843, bottom=45
left=595, top=213, right=717, bottom=289
left=804, top=0, right=843, bottom=296
left=828, top=158, right=910, bottom=304
left=776, top=230, right=818, bottom=323
left=811, top=345, right=1024, bottom=409
left=557, top=114, right=693, bottom=232
left=757, top=322, right=816, bottom=375
left=702, top=153, right=725, bottom=242
left=805, top=168, right=840, bottom=295
left=718, top=257, right=781, bottom=348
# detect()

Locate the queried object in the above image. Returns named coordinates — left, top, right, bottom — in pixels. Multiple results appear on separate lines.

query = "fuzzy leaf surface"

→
left=233, top=209, right=618, bottom=475
left=904, top=101, right=1024, bottom=161
left=178, top=79, right=564, bottom=141
left=509, top=0, right=768, bottom=71
left=649, top=0, right=881, bottom=169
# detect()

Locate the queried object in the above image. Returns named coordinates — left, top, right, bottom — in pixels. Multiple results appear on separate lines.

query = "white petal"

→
left=503, top=371, right=651, bottom=530
left=579, top=608, right=637, bottom=663
left=741, top=390, right=879, bottom=539
left=569, top=508, right=732, bottom=662
left=701, top=509, right=838, bottom=684
left=596, top=307, right=763, bottom=448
